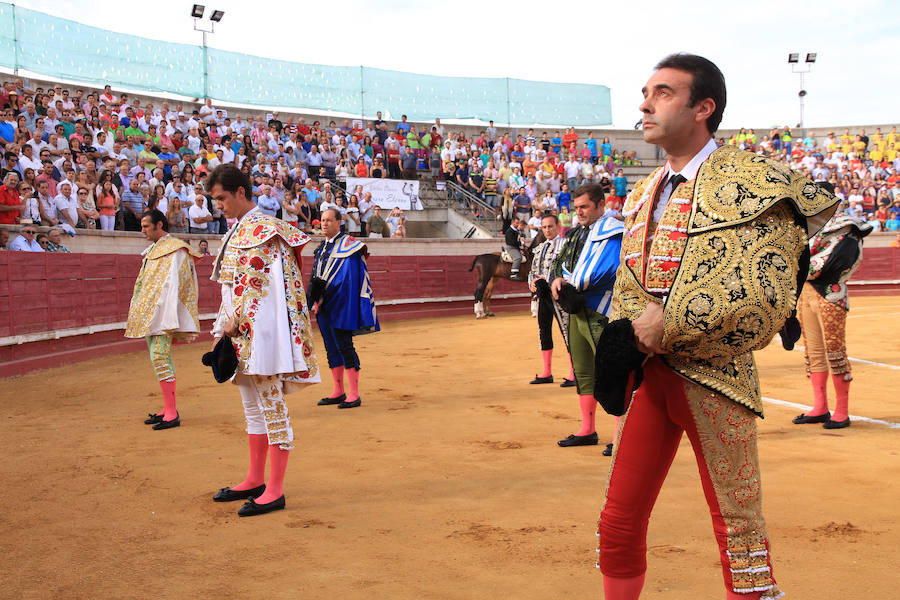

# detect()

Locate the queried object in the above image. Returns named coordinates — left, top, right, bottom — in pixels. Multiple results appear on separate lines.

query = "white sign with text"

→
left=345, top=178, right=422, bottom=211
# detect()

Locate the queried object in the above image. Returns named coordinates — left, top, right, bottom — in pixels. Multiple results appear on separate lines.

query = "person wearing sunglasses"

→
left=9, top=222, right=43, bottom=251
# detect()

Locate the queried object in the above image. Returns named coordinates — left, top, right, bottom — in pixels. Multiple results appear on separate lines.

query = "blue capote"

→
left=313, top=233, right=380, bottom=335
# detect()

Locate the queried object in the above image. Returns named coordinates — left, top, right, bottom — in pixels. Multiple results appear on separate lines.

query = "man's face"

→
left=573, top=193, right=603, bottom=226
left=209, top=183, right=252, bottom=220
left=320, top=209, right=341, bottom=238
left=141, top=216, right=166, bottom=241
left=0, top=229, right=8, bottom=247
left=639, top=67, right=704, bottom=148
left=48, top=229, right=62, bottom=245
left=19, top=226, right=36, bottom=243
left=541, top=216, right=560, bottom=240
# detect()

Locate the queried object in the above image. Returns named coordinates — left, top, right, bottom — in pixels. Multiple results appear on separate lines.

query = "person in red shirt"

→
left=0, top=172, right=23, bottom=225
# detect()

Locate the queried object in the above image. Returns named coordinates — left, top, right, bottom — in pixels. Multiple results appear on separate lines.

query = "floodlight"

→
left=191, top=4, right=205, bottom=18
left=806, top=53, right=817, bottom=63
left=787, top=53, right=799, bottom=64
left=210, top=10, right=225, bottom=22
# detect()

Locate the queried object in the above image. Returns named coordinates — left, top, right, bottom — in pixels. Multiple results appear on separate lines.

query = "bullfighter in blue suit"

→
left=308, top=207, right=379, bottom=409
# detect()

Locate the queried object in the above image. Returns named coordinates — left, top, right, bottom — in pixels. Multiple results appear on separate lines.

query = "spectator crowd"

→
left=1, top=76, right=898, bottom=252
left=723, top=126, right=900, bottom=231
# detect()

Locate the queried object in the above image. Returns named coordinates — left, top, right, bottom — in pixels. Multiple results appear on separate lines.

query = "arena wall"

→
left=0, top=248, right=529, bottom=377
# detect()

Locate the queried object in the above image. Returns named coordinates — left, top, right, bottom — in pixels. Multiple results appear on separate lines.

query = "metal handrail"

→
left=444, top=180, right=498, bottom=220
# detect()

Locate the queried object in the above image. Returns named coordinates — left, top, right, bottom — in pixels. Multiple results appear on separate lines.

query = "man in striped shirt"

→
left=549, top=183, right=623, bottom=450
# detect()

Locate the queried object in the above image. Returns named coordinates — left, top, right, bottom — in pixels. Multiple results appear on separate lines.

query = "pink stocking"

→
left=567, top=357, right=575, bottom=382
left=612, top=416, right=621, bottom=446
left=808, top=371, right=829, bottom=416
left=831, top=374, right=850, bottom=422
left=346, top=368, right=360, bottom=401
left=159, top=379, right=177, bottom=421
left=233, top=433, right=268, bottom=491
left=726, top=590, right=761, bottom=600
left=540, top=349, right=553, bottom=378
left=602, top=573, right=645, bottom=600
left=256, top=445, right=289, bottom=504
left=329, top=366, right=345, bottom=398
left=575, top=394, right=596, bottom=436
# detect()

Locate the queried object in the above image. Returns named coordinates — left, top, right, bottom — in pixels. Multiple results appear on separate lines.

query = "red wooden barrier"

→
left=4, top=246, right=894, bottom=377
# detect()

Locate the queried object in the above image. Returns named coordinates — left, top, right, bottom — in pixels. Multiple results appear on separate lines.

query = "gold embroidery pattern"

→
left=620, top=168, right=663, bottom=284
left=252, top=374, right=294, bottom=450
left=691, top=146, right=835, bottom=233
left=684, top=382, right=782, bottom=599
left=125, top=237, right=199, bottom=340
left=662, top=203, right=806, bottom=415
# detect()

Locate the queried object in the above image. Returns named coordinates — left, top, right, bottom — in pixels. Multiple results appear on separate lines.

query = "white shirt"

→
left=188, top=202, right=211, bottom=228
left=652, top=137, right=718, bottom=225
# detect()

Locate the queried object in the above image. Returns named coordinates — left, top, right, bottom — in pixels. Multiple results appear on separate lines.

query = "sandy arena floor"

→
left=2, top=296, right=899, bottom=599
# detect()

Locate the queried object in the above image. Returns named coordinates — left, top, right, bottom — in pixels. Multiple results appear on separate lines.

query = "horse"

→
left=469, top=232, right=545, bottom=318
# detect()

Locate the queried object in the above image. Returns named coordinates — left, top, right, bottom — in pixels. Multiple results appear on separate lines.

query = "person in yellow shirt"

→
left=841, top=141, right=853, bottom=155
left=871, top=128, right=883, bottom=144
left=853, top=135, right=866, bottom=154
left=886, top=143, right=898, bottom=162
left=840, top=128, right=853, bottom=145
left=886, top=126, right=898, bottom=145
left=870, top=148, right=883, bottom=162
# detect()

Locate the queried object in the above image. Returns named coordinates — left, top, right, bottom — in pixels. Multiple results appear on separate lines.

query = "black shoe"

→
left=152, top=413, right=180, bottom=430
left=823, top=417, right=850, bottom=430
left=792, top=411, right=831, bottom=425
left=557, top=432, right=599, bottom=447
left=560, top=378, right=577, bottom=388
left=338, top=398, right=361, bottom=409
left=213, top=484, right=266, bottom=502
left=144, top=413, right=163, bottom=425
left=602, top=443, right=613, bottom=457
left=318, top=394, right=346, bottom=406
left=238, top=495, right=285, bottom=517
left=530, top=374, right=554, bottom=384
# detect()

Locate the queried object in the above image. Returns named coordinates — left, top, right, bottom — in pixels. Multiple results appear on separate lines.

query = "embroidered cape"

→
left=212, top=210, right=320, bottom=391
left=614, top=146, right=838, bottom=416
left=125, top=235, right=200, bottom=341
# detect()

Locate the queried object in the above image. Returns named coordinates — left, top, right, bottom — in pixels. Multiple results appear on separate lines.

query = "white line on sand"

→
left=762, top=397, right=900, bottom=429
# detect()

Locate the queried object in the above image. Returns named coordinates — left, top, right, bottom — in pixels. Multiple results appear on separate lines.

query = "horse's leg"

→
left=484, top=276, right=496, bottom=317
left=473, top=260, right=487, bottom=318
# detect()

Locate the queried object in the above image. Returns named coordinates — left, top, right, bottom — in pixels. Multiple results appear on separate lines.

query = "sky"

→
left=12, top=0, right=900, bottom=130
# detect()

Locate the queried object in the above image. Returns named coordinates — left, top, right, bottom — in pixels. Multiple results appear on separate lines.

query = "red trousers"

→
left=598, top=358, right=783, bottom=598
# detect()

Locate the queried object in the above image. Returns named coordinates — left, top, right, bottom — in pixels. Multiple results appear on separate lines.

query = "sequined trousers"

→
left=597, top=358, right=783, bottom=598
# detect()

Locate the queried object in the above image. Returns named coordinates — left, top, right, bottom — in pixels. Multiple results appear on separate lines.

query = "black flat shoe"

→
left=823, top=418, right=850, bottom=430
left=530, top=375, right=554, bottom=384
left=338, top=398, right=361, bottom=409
left=213, top=484, right=266, bottom=502
left=238, top=495, right=285, bottom=517
left=152, top=413, right=180, bottom=430
left=792, top=411, right=831, bottom=425
left=602, top=443, right=613, bottom=456
left=557, top=432, right=599, bottom=447
left=144, top=413, right=163, bottom=425
left=560, top=378, right=576, bottom=388
left=318, top=394, right=346, bottom=406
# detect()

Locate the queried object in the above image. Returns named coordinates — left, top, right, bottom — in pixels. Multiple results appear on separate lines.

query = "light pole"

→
left=191, top=5, right=225, bottom=101
left=787, top=52, right=816, bottom=140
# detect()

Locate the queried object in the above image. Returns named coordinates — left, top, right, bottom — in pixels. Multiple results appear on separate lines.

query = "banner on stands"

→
left=345, top=178, right=422, bottom=211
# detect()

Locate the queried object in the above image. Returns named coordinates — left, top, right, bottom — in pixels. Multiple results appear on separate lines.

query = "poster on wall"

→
left=345, top=178, right=422, bottom=211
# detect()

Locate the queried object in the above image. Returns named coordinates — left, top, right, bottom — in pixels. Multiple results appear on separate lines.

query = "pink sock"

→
left=568, top=363, right=575, bottom=381
left=612, top=416, right=621, bottom=446
left=808, top=371, right=829, bottom=416
left=831, top=374, right=850, bottom=422
left=575, top=394, right=596, bottom=436
left=346, top=368, right=360, bottom=401
left=159, top=379, right=177, bottom=421
left=540, top=349, right=553, bottom=378
left=256, top=445, right=289, bottom=504
left=602, top=573, right=645, bottom=600
left=330, top=366, right=345, bottom=398
left=233, top=433, right=268, bottom=491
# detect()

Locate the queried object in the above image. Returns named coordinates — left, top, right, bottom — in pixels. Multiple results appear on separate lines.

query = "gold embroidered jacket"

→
left=125, top=235, right=200, bottom=340
left=614, top=146, right=838, bottom=416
